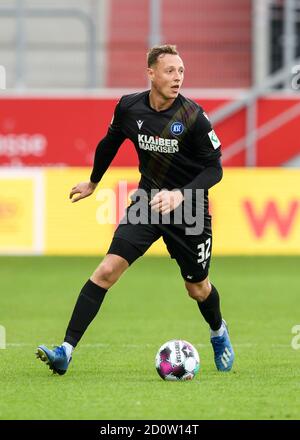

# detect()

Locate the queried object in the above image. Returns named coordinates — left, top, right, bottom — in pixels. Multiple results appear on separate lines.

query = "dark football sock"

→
left=197, top=284, right=222, bottom=331
left=64, top=279, right=107, bottom=348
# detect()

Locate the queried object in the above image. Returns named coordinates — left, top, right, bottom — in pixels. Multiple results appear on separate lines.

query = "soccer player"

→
left=36, top=45, right=234, bottom=375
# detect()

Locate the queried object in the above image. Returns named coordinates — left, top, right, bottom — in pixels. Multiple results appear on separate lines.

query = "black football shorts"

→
left=107, top=202, right=213, bottom=283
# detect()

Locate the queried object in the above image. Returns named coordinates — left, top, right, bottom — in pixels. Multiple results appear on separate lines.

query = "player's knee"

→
left=185, top=279, right=211, bottom=302
left=92, top=262, right=119, bottom=288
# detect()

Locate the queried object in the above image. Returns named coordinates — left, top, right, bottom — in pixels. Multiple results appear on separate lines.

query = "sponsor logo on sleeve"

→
left=208, top=130, right=221, bottom=149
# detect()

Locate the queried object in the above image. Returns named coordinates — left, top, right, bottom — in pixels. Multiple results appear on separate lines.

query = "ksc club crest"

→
left=170, top=121, right=184, bottom=135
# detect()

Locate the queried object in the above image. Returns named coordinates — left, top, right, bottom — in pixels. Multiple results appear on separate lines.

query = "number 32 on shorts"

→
left=197, top=237, right=211, bottom=264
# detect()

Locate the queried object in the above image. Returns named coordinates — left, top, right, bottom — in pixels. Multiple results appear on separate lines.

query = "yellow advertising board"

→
left=45, top=167, right=300, bottom=256
left=45, top=168, right=141, bottom=255
left=1, top=167, right=299, bottom=255
left=0, top=169, right=44, bottom=254
left=211, top=168, right=300, bottom=254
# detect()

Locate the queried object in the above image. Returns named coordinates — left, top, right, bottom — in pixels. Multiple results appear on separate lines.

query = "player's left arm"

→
left=150, top=110, right=223, bottom=215
left=180, top=109, right=223, bottom=193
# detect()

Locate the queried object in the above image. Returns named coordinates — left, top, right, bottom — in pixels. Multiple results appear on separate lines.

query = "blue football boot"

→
left=36, top=345, right=71, bottom=375
left=210, top=320, right=234, bottom=372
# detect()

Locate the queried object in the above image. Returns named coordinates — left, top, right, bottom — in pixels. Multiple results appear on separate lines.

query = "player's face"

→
left=148, top=54, right=184, bottom=100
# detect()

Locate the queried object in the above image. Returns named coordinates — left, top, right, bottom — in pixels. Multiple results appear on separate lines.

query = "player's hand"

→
left=149, top=190, right=184, bottom=214
left=69, top=181, right=98, bottom=203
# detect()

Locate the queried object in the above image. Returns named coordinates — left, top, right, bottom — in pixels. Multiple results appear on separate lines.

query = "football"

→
left=155, top=339, right=200, bottom=381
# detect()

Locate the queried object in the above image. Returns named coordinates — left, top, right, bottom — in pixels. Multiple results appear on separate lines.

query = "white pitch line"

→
left=6, top=343, right=293, bottom=348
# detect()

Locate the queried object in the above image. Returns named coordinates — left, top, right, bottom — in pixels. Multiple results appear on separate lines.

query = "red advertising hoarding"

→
left=1, top=96, right=299, bottom=167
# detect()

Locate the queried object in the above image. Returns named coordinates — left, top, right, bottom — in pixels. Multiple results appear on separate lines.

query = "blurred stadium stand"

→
left=270, top=0, right=300, bottom=76
left=0, top=0, right=107, bottom=89
left=107, top=0, right=252, bottom=88
left=0, top=0, right=298, bottom=90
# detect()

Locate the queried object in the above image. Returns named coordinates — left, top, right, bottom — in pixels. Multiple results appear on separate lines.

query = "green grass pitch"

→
left=0, top=255, right=299, bottom=420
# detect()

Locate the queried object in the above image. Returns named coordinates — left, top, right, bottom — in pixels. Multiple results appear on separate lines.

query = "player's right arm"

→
left=69, top=99, right=126, bottom=203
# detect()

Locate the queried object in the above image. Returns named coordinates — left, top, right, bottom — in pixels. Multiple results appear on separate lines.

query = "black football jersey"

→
left=90, top=91, right=222, bottom=215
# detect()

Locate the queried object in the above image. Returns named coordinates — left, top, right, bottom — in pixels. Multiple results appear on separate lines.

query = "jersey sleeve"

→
left=191, top=109, right=222, bottom=160
left=107, top=98, right=126, bottom=138
left=178, top=108, right=223, bottom=192
left=90, top=99, right=127, bottom=183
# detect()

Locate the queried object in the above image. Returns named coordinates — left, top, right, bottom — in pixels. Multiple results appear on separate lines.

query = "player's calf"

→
left=91, top=254, right=129, bottom=289
left=185, top=277, right=211, bottom=302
